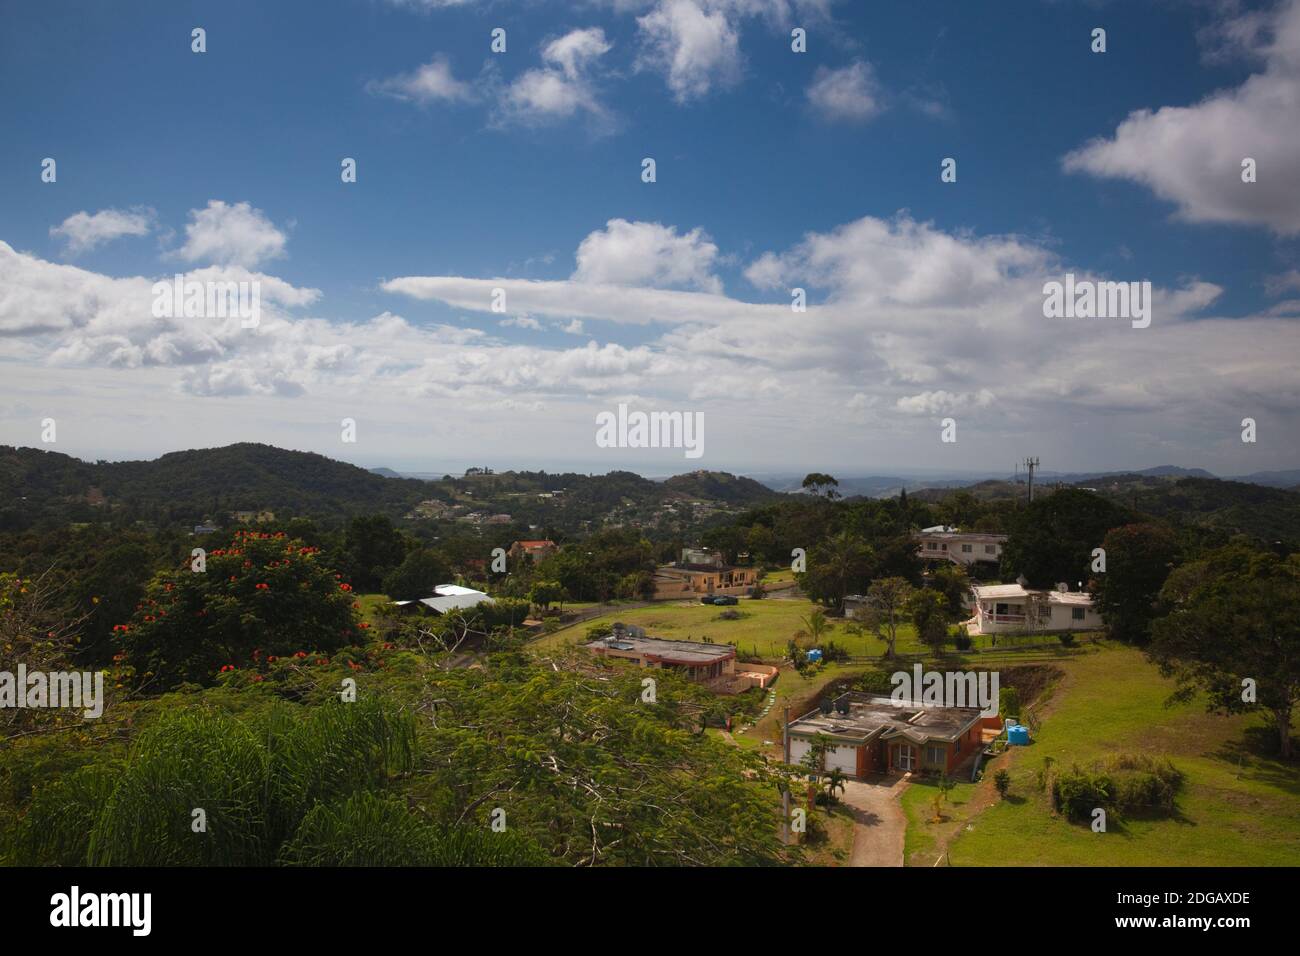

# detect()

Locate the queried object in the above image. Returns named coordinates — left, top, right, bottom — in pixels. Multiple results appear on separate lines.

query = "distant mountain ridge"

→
left=0, top=444, right=780, bottom=530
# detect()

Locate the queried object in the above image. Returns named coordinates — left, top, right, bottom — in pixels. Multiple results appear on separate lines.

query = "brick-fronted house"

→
left=787, top=693, right=988, bottom=778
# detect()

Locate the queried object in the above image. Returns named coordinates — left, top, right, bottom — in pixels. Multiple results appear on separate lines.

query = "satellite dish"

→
left=1056, top=582, right=1069, bottom=592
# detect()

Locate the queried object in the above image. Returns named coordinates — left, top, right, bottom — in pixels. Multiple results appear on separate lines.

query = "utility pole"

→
left=1023, top=457, right=1040, bottom=504
left=781, top=705, right=791, bottom=844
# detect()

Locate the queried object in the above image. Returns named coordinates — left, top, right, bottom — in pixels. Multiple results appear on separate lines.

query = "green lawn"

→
left=528, top=597, right=919, bottom=658
left=355, top=593, right=391, bottom=626
left=914, top=644, right=1300, bottom=866
left=528, top=595, right=1084, bottom=658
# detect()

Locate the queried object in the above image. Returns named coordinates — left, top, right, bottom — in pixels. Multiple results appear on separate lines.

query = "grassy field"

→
left=528, top=595, right=1084, bottom=657
left=355, top=593, right=391, bottom=625
left=906, top=644, right=1300, bottom=866
left=528, top=597, right=918, bottom=657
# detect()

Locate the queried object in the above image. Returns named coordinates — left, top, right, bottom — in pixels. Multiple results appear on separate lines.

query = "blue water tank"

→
left=806, top=648, right=823, bottom=662
left=1007, top=724, right=1030, bottom=746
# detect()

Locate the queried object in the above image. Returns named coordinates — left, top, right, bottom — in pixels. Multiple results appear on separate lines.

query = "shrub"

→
left=952, top=626, right=973, bottom=651
left=999, top=686, right=1021, bottom=719
left=1103, top=754, right=1184, bottom=813
left=819, top=640, right=851, bottom=663
left=280, top=792, right=546, bottom=866
left=12, top=698, right=416, bottom=866
left=1048, top=764, right=1113, bottom=822
left=1057, top=630, right=1076, bottom=647
left=1043, top=753, right=1184, bottom=823
left=586, top=621, right=614, bottom=640
left=990, top=770, right=1008, bottom=798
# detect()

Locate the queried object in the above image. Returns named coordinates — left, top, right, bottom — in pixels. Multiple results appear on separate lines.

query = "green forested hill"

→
left=1111, top=476, right=1300, bottom=548
left=661, top=470, right=780, bottom=505
left=0, top=443, right=431, bottom=528
left=0, top=444, right=783, bottom=532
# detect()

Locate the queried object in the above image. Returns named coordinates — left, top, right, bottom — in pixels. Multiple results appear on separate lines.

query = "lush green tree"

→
left=908, top=588, right=950, bottom=655
left=928, top=564, right=971, bottom=619
left=116, top=531, right=363, bottom=689
left=1091, top=522, right=1178, bottom=644
left=382, top=549, right=452, bottom=601
left=68, top=542, right=155, bottom=667
left=861, top=577, right=915, bottom=657
left=342, top=515, right=408, bottom=592
left=417, top=658, right=795, bottom=865
left=1001, top=489, right=1133, bottom=588
left=797, top=530, right=873, bottom=609
left=869, top=532, right=925, bottom=585
left=528, top=580, right=567, bottom=610
left=801, top=473, right=840, bottom=499
left=1149, top=545, right=1300, bottom=758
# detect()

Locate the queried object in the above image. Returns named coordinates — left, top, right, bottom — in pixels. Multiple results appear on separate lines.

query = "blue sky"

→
left=2, top=0, right=1298, bottom=476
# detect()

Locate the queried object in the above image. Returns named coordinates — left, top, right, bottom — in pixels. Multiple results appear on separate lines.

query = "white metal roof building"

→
left=392, top=584, right=494, bottom=615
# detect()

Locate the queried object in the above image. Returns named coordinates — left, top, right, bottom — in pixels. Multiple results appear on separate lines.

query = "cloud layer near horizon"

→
left=4, top=194, right=1297, bottom=471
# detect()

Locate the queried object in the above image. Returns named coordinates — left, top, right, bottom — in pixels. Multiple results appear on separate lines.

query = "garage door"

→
left=789, top=739, right=860, bottom=776
left=826, top=744, right=857, bottom=775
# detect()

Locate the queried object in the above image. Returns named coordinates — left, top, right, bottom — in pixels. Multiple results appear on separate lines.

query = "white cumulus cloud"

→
left=50, top=208, right=154, bottom=256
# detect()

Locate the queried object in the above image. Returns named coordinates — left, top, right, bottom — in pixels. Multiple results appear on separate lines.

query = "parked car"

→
left=712, top=595, right=738, bottom=606
left=700, top=595, right=718, bottom=605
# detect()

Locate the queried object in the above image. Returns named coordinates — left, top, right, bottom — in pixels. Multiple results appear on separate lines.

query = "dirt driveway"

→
left=839, top=775, right=911, bottom=867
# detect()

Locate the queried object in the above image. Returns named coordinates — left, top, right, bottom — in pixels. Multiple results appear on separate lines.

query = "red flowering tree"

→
left=116, top=531, right=363, bottom=689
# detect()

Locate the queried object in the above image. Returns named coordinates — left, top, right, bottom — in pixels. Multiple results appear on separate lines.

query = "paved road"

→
left=839, top=775, right=911, bottom=867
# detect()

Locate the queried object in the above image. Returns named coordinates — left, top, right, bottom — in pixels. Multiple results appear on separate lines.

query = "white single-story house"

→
left=393, top=584, right=494, bottom=615
left=969, top=583, right=1101, bottom=634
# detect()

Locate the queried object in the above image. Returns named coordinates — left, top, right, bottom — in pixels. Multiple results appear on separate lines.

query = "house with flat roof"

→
left=787, top=692, right=987, bottom=778
left=914, top=528, right=1008, bottom=567
left=584, top=631, right=737, bottom=682
left=969, top=582, right=1101, bottom=634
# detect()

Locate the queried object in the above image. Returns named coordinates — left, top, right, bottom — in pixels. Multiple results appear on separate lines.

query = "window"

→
left=896, top=745, right=915, bottom=771
left=1072, top=607, right=1086, bottom=621
left=925, top=745, right=946, bottom=765
left=961, top=544, right=972, bottom=553
left=985, top=544, right=996, bottom=554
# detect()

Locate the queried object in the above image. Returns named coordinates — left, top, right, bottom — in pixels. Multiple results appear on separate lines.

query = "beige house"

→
left=652, top=549, right=758, bottom=600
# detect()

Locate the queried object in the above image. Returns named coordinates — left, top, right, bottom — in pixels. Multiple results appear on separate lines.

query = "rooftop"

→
left=585, top=634, right=735, bottom=665
left=788, top=692, right=984, bottom=744
left=971, top=583, right=1094, bottom=606
left=392, top=584, right=494, bottom=614
left=915, top=529, right=1008, bottom=542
